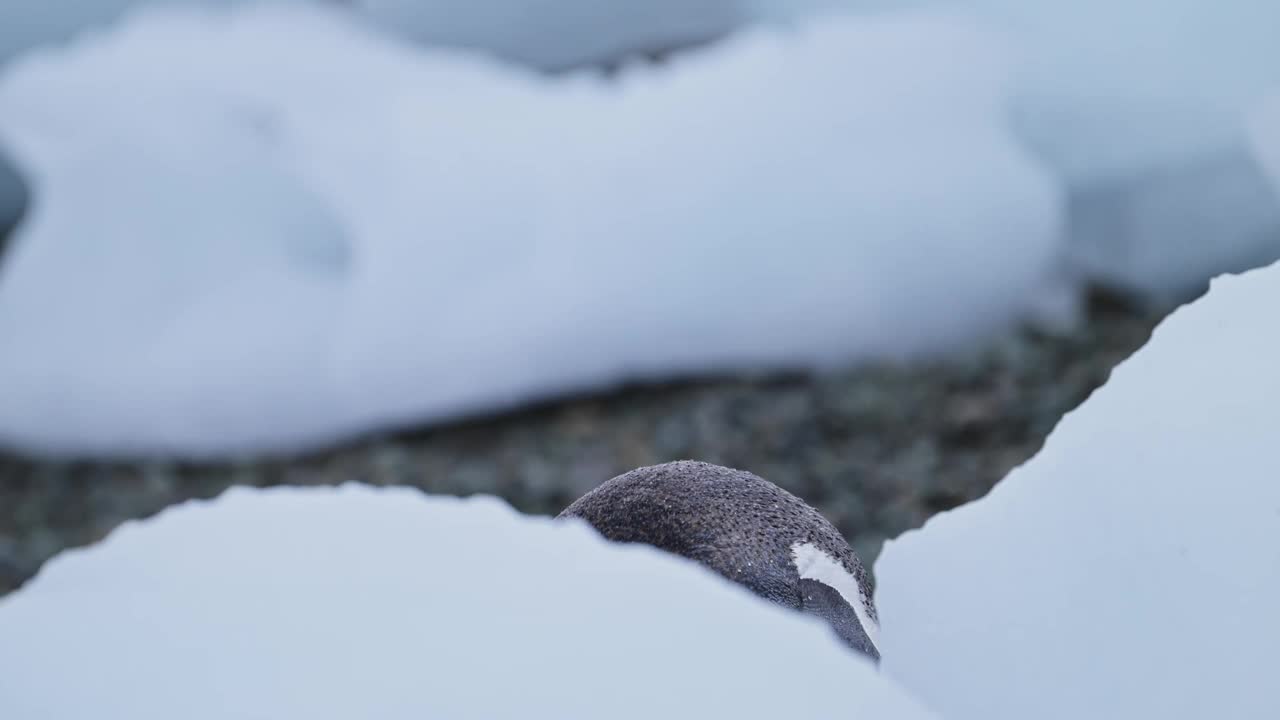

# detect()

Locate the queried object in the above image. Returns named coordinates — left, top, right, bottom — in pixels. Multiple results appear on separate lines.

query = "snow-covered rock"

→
left=876, top=260, right=1280, bottom=718
left=0, top=4, right=1059, bottom=457
left=0, top=484, right=938, bottom=719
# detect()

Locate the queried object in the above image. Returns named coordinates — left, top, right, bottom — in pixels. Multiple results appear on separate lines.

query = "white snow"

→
left=1062, top=136, right=1280, bottom=301
left=350, top=0, right=1280, bottom=298
left=917, top=0, right=1280, bottom=164
left=0, top=484, right=938, bottom=719
left=0, top=3, right=1059, bottom=457
left=786, top=0, right=1280, bottom=299
left=0, top=2, right=1274, bottom=372
left=960, top=0, right=1280, bottom=300
left=1251, top=94, right=1280, bottom=193
left=875, top=259, right=1280, bottom=718
left=355, top=0, right=1280, bottom=300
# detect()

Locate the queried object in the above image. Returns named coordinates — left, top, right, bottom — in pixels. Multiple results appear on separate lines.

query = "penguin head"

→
left=559, top=460, right=880, bottom=660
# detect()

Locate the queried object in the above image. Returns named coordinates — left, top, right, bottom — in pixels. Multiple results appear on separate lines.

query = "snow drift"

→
left=956, top=0, right=1280, bottom=299
left=355, top=0, right=1280, bottom=297
left=876, top=257, right=1280, bottom=717
left=0, top=3, right=1058, bottom=457
left=1251, top=94, right=1280, bottom=192
left=0, top=485, right=938, bottom=719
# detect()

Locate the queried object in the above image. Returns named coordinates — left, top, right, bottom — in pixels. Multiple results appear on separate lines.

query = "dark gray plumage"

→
left=559, top=460, right=880, bottom=660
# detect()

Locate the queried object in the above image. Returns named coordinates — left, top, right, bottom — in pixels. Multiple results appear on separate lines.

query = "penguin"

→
left=559, top=460, right=881, bottom=661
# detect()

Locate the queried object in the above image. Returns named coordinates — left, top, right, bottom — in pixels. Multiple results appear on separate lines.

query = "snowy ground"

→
left=0, top=485, right=937, bottom=719
left=876, top=260, right=1280, bottom=717
left=0, top=3, right=1059, bottom=457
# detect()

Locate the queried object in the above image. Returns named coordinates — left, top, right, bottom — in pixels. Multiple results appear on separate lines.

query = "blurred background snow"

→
left=0, top=4, right=1060, bottom=455
left=2, top=0, right=1277, bottom=456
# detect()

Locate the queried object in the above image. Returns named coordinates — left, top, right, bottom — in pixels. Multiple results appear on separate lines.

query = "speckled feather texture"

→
left=560, top=460, right=880, bottom=658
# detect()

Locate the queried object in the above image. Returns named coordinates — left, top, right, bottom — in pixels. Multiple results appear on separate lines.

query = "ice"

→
left=0, top=4, right=1059, bottom=456
left=0, top=484, right=938, bottom=719
left=875, top=259, right=1280, bottom=718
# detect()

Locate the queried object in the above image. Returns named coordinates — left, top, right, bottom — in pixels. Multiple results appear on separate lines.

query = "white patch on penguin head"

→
left=790, top=541, right=880, bottom=652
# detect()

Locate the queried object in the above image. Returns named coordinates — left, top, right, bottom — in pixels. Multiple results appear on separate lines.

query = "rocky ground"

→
left=0, top=287, right=1169, bottom=596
